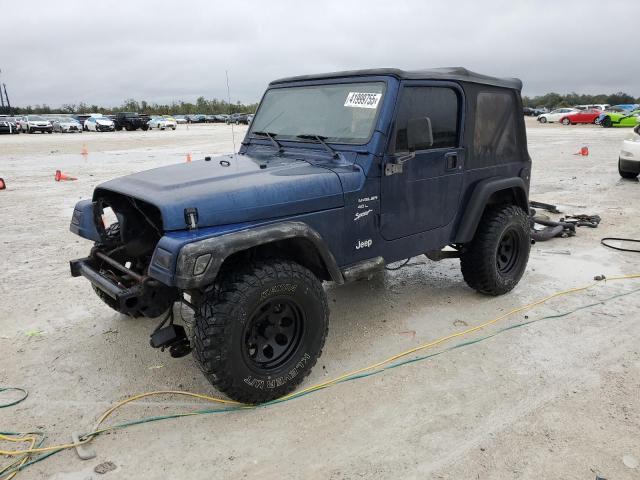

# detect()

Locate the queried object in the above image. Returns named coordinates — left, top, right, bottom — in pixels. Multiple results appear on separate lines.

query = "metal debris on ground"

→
left=529, top=201, right=601, bottom=242
left=529, top=200, right=562, bottom=214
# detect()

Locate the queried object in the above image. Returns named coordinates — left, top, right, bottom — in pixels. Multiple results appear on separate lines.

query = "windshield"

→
left=249, top=82, right=386, bottom=144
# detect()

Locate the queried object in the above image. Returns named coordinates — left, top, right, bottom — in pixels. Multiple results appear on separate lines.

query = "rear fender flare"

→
left=455, top=177, right=529, bottom=244
left=174, top=221, right=343, bottom=289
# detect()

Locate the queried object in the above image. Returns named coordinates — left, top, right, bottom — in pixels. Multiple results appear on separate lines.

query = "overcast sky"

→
left=2, top=0, right=638, bottom=108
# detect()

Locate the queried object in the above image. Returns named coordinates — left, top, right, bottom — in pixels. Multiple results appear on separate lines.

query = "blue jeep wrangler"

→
left=70, top=67, right=531, bottom=403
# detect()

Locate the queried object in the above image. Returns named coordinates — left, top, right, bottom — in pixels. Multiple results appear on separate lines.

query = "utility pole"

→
left=0, top=69, right=4, bottom=110
left=3, top=84, right=11, bottom=111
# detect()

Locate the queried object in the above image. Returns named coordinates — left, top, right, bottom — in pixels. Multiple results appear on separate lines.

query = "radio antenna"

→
left=225, top=70, right=236, bottom=154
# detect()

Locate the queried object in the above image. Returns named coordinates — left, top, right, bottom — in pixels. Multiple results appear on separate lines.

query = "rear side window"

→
left=474, top=91, right=518, bottom=164
left=393, top=86, right=459, bottom=152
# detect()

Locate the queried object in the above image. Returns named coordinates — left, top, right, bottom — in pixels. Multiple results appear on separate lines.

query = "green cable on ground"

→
left=0, top=389, right=28, bottom=409
left=2, top=286, right=639, bottom=479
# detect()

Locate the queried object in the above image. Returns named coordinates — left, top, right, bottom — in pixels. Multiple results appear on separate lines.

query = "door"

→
left=380, top=83, right=464, bottom=240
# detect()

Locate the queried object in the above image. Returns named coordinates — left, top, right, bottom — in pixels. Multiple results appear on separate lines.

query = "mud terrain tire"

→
left=460, top=205, right=530, bottom=296
left=193, top=259, right=328, bottom=404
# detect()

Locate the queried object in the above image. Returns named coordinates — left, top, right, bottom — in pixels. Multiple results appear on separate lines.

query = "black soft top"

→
left=270, top=67, right=522, bottom=91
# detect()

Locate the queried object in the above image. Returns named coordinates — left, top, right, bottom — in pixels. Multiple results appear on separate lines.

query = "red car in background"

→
left=559, top=109, right=601, bottom=125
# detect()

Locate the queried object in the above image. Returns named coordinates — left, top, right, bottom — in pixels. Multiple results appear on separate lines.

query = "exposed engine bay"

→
left=71, top=192, right=179, bottom=318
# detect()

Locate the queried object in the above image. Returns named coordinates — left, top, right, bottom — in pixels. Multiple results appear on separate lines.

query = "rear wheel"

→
left=601, top=116, right=612, bottom=128
left=460, top=205, right=530, bottom=296
left=193, top=259, right=329, bottom=404
left=539, top=117, right=547, bottom=124
left=619, top=158, right=639, bottom=179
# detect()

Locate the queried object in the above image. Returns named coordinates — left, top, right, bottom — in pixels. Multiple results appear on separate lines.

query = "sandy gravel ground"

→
left=1, top=120, right=639, bottom=479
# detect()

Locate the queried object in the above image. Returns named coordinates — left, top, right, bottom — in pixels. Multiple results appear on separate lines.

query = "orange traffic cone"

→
left=55, top=170, right=77, bottom=182
left=0, top=178, right=6, bottom=190
left=574, top=145, right=589, bottom=156
left=186, top=153, right=192, bottom=163
left=81, top=144, right=89, bottom=156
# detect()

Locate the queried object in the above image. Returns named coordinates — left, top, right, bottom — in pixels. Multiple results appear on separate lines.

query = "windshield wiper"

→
left=296, top=134, right=339, bottom=159
left=252, top=131, right=283, bottom=154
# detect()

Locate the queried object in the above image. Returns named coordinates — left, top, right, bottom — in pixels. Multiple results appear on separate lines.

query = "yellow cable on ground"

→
left=281, top=273, right=640, bottom=400
left=2, top=273, right=640, bottom=460
left=0, top=391, right=242, bottom=457
left=0, top=435, right=36, bottom=480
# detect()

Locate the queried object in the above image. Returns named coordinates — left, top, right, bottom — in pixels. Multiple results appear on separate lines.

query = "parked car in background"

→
left=1, top=117, right=21, bottom=134
left=148, top=116, right=177, bottom=130
left=537, top=108, right=578, bottom=123
left=23, top=115, right=53, bottom=133
left=574, top=104, right=610, bottom=111
left=53, top=117, right=83, bottom=133
left=85, top=116, right=116, bottom=132
left=618, top=125, right=640, bottom=179
left=0, top=118, right=20, bottom=134
left=598, top=109, right=640, bottom=128
left=226, top=113, right=251, bottom=124
left=113, top=112, right=150, bottom=131
left=523, top=107, right=536, bottom=116
left=173, top=115, right=188, bottom=124
left=611, top=104, right=639, bottom=112
left=213, top=114, right=229, bottom=122
left=14, top=116, right=28, bottom=132
left=247, top=114, right=254, bottom=124
left=72, top=114, right=92, bottom=130
left=559, top=109, right=602, bottom=125
left=186, top=114, right=207, bottom=123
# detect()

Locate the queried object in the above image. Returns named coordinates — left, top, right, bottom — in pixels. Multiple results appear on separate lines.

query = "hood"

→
left=96, top=119, right=114, bottom=125
left=94, top=153, right=346, bottom=231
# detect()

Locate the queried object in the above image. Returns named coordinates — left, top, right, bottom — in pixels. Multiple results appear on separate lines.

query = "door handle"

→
left=445, top=152, right=458, bottom=170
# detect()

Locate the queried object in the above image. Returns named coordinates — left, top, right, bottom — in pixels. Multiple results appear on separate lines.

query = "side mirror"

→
left=406, top=116, right=433, bottom=151
left=386, top=117, right=434, bottom=176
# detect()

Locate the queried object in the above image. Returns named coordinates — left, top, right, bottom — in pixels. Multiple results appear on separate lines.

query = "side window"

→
left=393, top=86, right=459, bottom=152
left=473, top=91, right=518, bottom=164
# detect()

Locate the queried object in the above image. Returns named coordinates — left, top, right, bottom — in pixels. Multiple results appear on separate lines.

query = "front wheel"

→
left=193, top=259, right=329, bottom=404
left=538, top=117, right=547, bottom=124
left=619, top=158, right=639, bottom=179
left=561, top=117, right=571, bottom=125
left=460, top=205, right=530, bottom=296
left=601, top=116, right=612, bottom=128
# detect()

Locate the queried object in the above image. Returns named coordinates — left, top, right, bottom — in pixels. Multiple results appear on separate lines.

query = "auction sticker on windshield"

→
left=344, top=92, right=382, bottom=109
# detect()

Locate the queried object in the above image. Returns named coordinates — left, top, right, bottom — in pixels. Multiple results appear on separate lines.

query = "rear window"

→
left=473, top=91, right=518, bottom=165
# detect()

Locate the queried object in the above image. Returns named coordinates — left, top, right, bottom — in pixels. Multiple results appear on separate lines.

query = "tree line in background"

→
left=3, top=91, right=639, bottom=115
left=5, top=96, right=259, bottom=115
left=522, top=92, right=639, bottom=109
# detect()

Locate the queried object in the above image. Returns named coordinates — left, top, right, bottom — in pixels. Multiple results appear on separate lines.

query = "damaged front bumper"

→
left=70, top=253, right=177, bottom=317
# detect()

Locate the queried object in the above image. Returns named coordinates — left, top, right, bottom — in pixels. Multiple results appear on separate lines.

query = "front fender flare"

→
left=173, top=221, right=343, bottom=289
